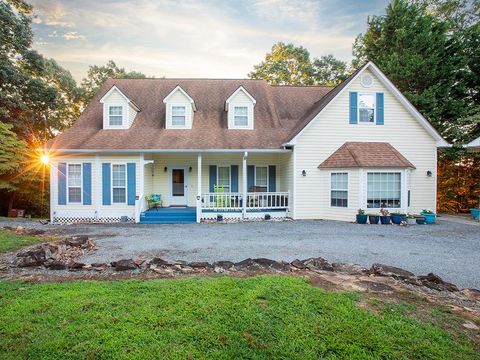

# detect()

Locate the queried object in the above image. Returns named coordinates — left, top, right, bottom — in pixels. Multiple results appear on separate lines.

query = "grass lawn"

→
left=0, top=276, right=478, bottom=359
left=0, top=230, right=52, bottom=253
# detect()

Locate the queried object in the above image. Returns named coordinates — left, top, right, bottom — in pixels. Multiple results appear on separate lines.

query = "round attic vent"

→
left=360, top=74, right=374, bottom=88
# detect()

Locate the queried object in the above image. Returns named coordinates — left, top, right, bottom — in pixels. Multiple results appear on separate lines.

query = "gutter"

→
left=46, top=148, right=292, bottom=154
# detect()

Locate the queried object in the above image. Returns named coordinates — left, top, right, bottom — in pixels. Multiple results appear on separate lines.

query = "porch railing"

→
left=134, top=193, right=147, bottom=223
left=200, top=192, right=289, bottom=211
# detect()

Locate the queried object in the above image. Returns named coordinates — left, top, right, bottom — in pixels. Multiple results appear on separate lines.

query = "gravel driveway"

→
left=1, top=217, right=479, bottom=289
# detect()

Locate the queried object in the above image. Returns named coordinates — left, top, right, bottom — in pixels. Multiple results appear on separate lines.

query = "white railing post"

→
left=242, top=152, right=248, bottom=220
left=196, top=153, right=202, bottom=223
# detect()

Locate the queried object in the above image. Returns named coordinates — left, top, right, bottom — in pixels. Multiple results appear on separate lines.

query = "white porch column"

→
left=242, top=152, right=248, bottom=219
left=196, top=153, right=202, bottom=223
left=139, top=153, right=145, bottom=196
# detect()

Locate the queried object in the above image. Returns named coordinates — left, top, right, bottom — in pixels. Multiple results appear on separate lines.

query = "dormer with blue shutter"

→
left=349, top=74, right=384, bottom=126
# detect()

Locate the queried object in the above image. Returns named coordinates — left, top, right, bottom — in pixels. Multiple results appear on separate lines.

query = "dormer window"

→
left=172, top=105, right=186, bottom=126
left=108, top=106, right=124, bottom=126
left=163, top=86, right=196, bottom=129
left=234, top=106, right=248, bottom=127
left=100, top=85, right=140, bottom=130
left=226, top=86, right=256, bottom=130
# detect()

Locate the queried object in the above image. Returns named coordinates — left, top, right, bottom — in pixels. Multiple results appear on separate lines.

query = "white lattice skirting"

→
left=53, top=217, right=134, bottom=224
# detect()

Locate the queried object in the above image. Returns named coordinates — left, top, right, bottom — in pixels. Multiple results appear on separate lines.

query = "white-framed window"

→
left=217, top=166, right=231, bottom=192
left=172, top=105, right=186, bottom=126
left=108, top=105, right=123, bottom=126
left=234, top=106, right=248, bottom=127
left=255, top=166, right=268, bottom=191
left=112, top=164, right=127, bottom=204
left=367, top=172, right=401, bottom=208
left=330, top=172, right=348, bottom=207
left=67, top=163, right=82, bottom=204
left=358, top=94, right=375, bottom=123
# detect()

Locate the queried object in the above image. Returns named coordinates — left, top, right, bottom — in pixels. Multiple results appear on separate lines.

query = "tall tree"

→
left=353, top=0, right=478, bottom=143
left=81, top=60, right=147, bottom=102
left=250, top=42, right=350, bottom=86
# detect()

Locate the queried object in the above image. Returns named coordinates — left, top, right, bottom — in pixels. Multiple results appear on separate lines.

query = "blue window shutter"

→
left=376, top=92, right=384, bottom=125
left=102, top=163, right=111, bottom=205
left=58, top=162, right=67, bottom=205
left=268, top=166, right=276, bottom=192
left=82, top=163, right=92, bottom=205
left=231, top=165, right=238, bottom=192
left=349, top=92, right=358, bottom=124
left=127, top=163, right=136, bottom=205
left=209, top=165, right=217, bottom=192
left=247, top=165, right=255, bottom=191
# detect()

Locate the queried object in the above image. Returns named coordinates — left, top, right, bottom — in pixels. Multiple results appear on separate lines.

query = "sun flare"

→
left=40, top=154, right=49, bottom=165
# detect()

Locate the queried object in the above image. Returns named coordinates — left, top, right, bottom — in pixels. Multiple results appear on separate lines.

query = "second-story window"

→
left=358, top=94, right=375, bottom=123
left=109, top=106, right=123, bottom=126
left=234, top=106, right=248, bottom=127
left=172, top=106, right=186, bottom=126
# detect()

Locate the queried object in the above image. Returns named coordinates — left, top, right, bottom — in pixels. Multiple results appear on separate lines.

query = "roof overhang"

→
left=464, top=136, right=480, bottom=149
left=162, top=85, right=197, bottom=111
left=44, top=148, right=292, bottom=154
left=100, top=85, right=141, bottom=112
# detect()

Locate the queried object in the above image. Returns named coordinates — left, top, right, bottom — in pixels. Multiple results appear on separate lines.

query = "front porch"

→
left=135, top=151, right=292, bottom=223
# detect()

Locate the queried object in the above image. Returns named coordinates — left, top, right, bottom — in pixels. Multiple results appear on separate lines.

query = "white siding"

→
left=294, top=69, right=437, bottom=221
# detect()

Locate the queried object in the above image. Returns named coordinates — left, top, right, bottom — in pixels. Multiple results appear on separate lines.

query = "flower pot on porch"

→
left=380, top=216, right=390, bottom=225
left=470, top=208, right=480, bottom=220
left=356, top=214, right=368, bottom=224
left=391, top=213, right=406, bottom=225
left=406, top=218, right=416, bottom=225
left=368, top=215, right=379, bottom=224
left=416, top=216, right=426, bottom=225
left=420, top=212, right=436, bottom=224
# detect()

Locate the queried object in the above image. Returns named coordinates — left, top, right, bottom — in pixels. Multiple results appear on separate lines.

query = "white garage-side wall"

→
left=293, top=68, right=438, bottom=221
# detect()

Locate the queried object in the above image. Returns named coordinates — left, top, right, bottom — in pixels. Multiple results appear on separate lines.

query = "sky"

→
left=30, top=0, right=389, bottom=82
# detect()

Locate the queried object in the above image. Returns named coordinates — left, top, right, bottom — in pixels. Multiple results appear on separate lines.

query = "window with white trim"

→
left=108, top=106, right=123, bottom=125
left=255, top=166, right=268, bottom=191
left=172, top=105, right=186, bottom=126
left=367, top=172, right=401, bottom=208
left=234, top=106, right=248, bottom=126
left=217, top=166, right=230, bottom=192
left=67, top=164, right=82, bottom=203
left=331, top=172, right=348, bottom=207
left=358, top=94, right=375, bottom=123
left=112, top=164, right=126, bottom=203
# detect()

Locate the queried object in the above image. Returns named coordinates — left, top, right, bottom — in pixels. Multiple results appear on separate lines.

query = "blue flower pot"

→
left=391, top=214, right=407, bottom=225
left=420, top=212, right=436, bottom=224
left=470, top=208, right=480, bottom=220
left=356, top=214, right=368, bottom=224
left=368, top=215, right=380, bottom=224
left=380, top=216, right=390, bottom=225
left=416, top=217, right=426, bottom=225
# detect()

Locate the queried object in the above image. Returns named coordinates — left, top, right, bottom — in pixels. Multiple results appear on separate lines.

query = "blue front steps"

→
left=140, top=207, right=196, bottom=224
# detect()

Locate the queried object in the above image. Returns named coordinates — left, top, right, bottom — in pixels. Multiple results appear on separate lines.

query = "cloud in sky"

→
left=30, top=0, right=389, bottom=82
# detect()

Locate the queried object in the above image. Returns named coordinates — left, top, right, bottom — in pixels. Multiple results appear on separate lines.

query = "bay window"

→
left=367, top=172, right=401, bottom=208
left=331, top=172, right=348, bottom=207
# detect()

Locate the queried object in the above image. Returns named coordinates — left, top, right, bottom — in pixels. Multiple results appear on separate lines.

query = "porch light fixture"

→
left=426, top=170, right=432, bottom=177
left=164, top=166, right=167, bottom=172
left=189, top=166, right=192, bottom=172
left=302, top=170, right=307, bottom=177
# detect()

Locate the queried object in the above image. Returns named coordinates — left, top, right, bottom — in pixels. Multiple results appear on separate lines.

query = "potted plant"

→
left=216, top=214, right=224, bottom=222
left=470, top=208, right=480, bottom=220
left=356, top=209, right=368, bottom=224
left=379, top=208, right=390, bottom=225
left=367, top=213, right=380, bottom=224
left=420, top=209, right=436, bottom=224
left=406, top=213, right=417, bottom=225
left=416, top=216, right=426, bottom=225
left=390, top=212, right=407, bottom=225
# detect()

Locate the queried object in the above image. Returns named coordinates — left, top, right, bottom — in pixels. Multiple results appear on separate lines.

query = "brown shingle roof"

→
left=48, top=79, right=333, bottom=150
left=318, top=142, right=416, bottom=169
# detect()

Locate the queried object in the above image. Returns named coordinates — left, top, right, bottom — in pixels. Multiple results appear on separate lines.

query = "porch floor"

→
left=140, top=207, right=196, bottom=224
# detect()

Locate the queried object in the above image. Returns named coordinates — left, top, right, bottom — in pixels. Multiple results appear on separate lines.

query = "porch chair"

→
left=146, top=194, right=163, bottom=211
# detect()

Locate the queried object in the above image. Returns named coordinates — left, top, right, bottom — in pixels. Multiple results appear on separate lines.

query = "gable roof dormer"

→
left=225, top=86, right=256, bottom=130
left=163, top=85, right=196, bottom=129
left=100, top=85, right=140, bottom=130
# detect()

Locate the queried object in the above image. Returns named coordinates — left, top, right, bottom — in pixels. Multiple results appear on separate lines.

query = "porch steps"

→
left=139, top=207, right=196, bottom=224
